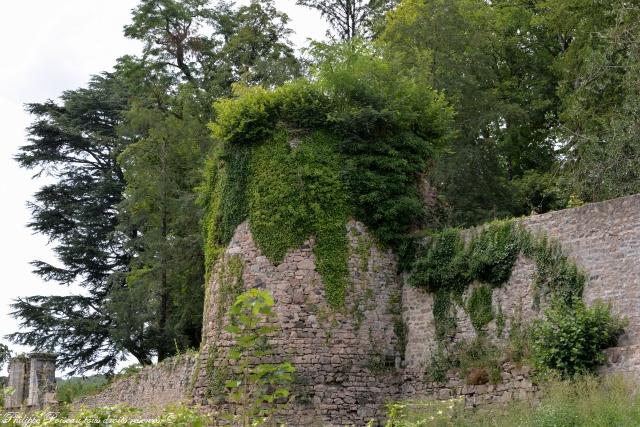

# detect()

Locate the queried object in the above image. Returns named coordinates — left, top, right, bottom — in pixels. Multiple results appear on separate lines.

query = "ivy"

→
left=199, top=145, right=250, bottom=276
left=467, top=285, right=494, bottom=332
left=201, top=47, right=454, bottom=310
left=411, top=220, right=587, bottom=337
left=467, top=221, right=520, bottom=287
left=248, top=131, right=350, bottom=307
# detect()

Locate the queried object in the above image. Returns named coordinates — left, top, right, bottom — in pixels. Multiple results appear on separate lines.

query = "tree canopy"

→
left=10, top=0, right=640, bottom=373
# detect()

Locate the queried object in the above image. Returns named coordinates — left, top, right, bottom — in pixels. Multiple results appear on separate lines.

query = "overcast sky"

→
left=0, top=0, right=325, bottom=375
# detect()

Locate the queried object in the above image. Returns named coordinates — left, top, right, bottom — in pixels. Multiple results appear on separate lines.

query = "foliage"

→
left=14, top=0, right=302, bottom=372
left=56, top=375, right=108, bottom=404
left=248, top=131, right=350, bottom=307
left=467, top=221, right=521, bottom=287
left=0, top=343, right=10, bottom=371
left=381, top=0, right=561, bottom=227
left=224, top=289, right=295, bottom=426
left=466, top=285, right=493, bottom=332
left=532, top=299, right=626, bottom=379
left=543, top=2, right=640, bottom=202
left=297, top=0, right=397, bottom=40
left=125, top=0, right=300, bottom=92
left=508, top=311, right=532, bottom=365
left=450, top=338, right=502, bottom=385
left=527, top=236, right=586, bottom=307
left=2, top=403, right=210, bottom=426
left=409, top=229, right=469, bottom=294
left=424, top=345, right=449, bottom=383
left=9, top=70, right=139, bottom=374
left=382, top=396, right=465, bottom=427
left=117, top=91, right=207, bottom=361
left=411, top=220, right=586, bottom=339
left=380, top=374, right=640, bottom=427
left=203, top=44, right=453, bottom=308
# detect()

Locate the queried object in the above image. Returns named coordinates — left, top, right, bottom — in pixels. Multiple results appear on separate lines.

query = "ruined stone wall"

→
left=75, top=353, right=197, bottom=416
left=71, top=194, right=640, bottom=425
left=403, top=194, right=640, bottom=396
left=191, top=220, right=403, bottom=426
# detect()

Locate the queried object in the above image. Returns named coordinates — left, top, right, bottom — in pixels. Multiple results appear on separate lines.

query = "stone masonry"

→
left=76, top=194, right=640, bottom=425
left=5, top=353, right=57, bottom=410
left=191, top=220, right=403, bottom=425
left=76, top=352, right=197, bottom=415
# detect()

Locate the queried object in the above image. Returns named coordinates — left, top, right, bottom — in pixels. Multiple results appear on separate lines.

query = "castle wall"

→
left=403, top=194, right=640, bottom=396
left=191, top=220, right=403, bottom=425
left=75, top=352, right=196, bottom=416
left=74, top=194, right=640, bottom=425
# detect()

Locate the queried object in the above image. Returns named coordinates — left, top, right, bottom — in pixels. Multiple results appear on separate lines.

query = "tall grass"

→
left=385, top=374, right=640, bottom=426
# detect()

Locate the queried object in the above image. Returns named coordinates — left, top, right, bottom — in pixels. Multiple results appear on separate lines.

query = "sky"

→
left=0, top=0, right=325, bottom=375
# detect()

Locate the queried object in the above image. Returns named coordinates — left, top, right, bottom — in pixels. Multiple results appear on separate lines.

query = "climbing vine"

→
left=248, top=130, right=350, bottom=307
left=200, top=48, right=453, bottom=308
left=411, top=219, right=586, bottom=340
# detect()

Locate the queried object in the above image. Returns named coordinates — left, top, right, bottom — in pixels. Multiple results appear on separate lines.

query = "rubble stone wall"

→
left=75, top=194, right=640, bottom=425
left=404, top=194, right=640, bottom=397
left=75, top=353, right=197, bottom=416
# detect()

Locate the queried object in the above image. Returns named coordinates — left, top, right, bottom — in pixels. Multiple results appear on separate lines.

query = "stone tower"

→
left=4, top=353, right=57, bottom=410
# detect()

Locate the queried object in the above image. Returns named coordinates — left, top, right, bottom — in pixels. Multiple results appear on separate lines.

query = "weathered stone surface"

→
left=75, top=353, right=197, bottom=416
left=192, top=220, right=402, bottom=426
left=5, top=353, right=57, bottom=410
left=75, top=194, right=640, bottom=425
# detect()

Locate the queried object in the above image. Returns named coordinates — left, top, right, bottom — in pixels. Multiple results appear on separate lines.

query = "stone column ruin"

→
left=4, top=353, right=57, bottom=410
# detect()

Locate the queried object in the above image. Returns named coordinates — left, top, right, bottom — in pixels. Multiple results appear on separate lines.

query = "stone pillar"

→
left=4, top=355, right=30, bottom=409
left=26, top=353, right=57, bottom=408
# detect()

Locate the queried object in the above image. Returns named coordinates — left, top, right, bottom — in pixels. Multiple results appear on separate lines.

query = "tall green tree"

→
left=8, top=70, right=149, bottom=373
left=125, top=0, right=300, bottom=95
left=297, top=0, right=396, bottom=40
left=381, top=0, right=564, bottom=225
left=117, top=87, right=208, bottom=360
left=539, top=0, right=640, bottom=201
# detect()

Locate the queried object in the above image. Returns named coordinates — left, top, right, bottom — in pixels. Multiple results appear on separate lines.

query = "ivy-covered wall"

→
left=193, top=220, right=404, bottom=425
left=403, top=194, right=640, bottom=395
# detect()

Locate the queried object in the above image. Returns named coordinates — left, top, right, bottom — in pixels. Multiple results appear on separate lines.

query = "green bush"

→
left=532, top=299, right=626, bottom=378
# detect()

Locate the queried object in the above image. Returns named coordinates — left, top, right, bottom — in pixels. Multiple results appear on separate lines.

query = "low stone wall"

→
left=403, top=363, right=538, bottom=408
left=74, top=353, right=197, bottom=416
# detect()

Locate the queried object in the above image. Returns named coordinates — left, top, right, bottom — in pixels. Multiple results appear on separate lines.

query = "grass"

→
left=383, top=374, right=640, bottom=426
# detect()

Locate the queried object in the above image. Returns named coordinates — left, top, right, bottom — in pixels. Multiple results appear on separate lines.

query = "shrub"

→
left=532, top=299, right=626, bottom=378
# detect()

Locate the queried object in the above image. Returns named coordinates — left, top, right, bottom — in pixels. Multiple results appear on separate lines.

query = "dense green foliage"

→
left=202, top=44, right=453, bottom=307
left=249, top=132, right=350, bottom=307
left=466, top=285, right=493, bottom=332
left=411, top=221, right=586, bottom=340
left=383, top=375, right=640, bottom=427
left=12, top=0, right=301, bottom=372
left=532, top=300, right=626, bottom=378
left=13, top=0, right=640, bottom=378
